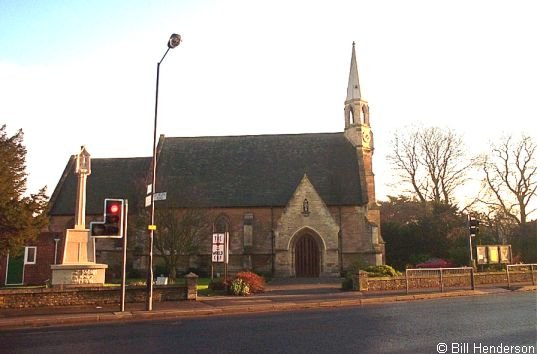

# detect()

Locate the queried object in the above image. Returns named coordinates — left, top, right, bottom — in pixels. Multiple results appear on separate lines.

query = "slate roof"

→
left=156, top=133, right=365, bottom=208
left=49, top=132, right=365, bottom=215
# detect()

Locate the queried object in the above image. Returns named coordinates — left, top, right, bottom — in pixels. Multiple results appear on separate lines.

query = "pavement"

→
left=0, top=278, right=535, bottom=331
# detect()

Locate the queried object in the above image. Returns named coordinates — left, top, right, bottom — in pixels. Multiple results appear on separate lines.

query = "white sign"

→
left=145, top=192, right=167, bottom=207
left=154, top=192, right=167, bottom=201
left=212, top=244, right=225, bottom=262
left=147, top=184, right=152, bottom=195
left=213, top=233, right=225, bottom=244
left=211, top=232, right=229, bottom=263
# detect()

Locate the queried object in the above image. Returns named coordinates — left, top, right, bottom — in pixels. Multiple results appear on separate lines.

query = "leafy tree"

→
left=0, top=125, right=48, bottom=256
left=508, top=221, right=537, bottom=262
left=154, top=206, right=210, bottom=282
left=388, top=126, right=471, bottom=205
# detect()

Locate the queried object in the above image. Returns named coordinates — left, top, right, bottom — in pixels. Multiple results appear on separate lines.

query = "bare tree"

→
left=388, top=126, right=471, bottom=205
left=154, top=206, right=210, bottom=282
left=479, top=135, right=537, bottom=225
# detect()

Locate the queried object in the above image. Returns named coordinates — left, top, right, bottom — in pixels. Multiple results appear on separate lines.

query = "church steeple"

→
left=346, top=42, right=362, bottom=102
left=344, top=42, right=371, bottom=146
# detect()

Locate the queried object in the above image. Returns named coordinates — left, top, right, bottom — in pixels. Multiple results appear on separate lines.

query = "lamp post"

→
left=147, top=33, right=181, bottom=311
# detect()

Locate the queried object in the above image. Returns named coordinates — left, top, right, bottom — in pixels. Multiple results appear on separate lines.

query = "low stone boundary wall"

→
left=0, top=275, right=198, bottom=309
left=356, top=270, right=535, bottom=292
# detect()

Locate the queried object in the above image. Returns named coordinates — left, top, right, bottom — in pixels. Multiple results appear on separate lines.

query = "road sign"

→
left=154, top=192, right=167, bottom=201
left=145, top=192, right=167, bottom=207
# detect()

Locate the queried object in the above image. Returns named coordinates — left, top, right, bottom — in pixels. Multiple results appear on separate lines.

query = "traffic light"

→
left=90, top=199, right=125, bottom=238
left=469, top=216, right=480, bottom=236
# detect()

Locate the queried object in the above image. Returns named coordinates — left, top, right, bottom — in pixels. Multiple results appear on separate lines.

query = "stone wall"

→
left=361, top=271, right=535, bottom=292
left=0, top=284, right=194, bottom=310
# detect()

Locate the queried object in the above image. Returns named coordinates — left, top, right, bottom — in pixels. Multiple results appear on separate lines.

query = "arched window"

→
left=213, top=214, right=230, bottom=234
left=361, top=104, right=369, bottom=125
left=349, top=106, right=355, bottom=125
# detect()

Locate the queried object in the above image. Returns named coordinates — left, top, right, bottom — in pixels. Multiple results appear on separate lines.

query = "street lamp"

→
left=147, top=33, right=181, bottom=311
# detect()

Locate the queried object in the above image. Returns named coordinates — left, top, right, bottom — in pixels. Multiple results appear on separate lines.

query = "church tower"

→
left=343, top=42, right=384, bottom=264
left=344, top=42, right=376, bottom=205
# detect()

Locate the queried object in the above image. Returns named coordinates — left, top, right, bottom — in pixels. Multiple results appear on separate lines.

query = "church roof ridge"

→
left=163, top=131, right=343, bottom=141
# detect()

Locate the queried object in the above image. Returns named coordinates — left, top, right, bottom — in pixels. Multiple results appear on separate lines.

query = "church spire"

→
left=344, top=42, right=369, bottom=130
left=346, top=41, right=361, bottom=102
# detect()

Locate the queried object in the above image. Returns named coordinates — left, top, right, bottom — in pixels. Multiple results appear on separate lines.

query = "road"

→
left=1, top=292, right=535, bottom=354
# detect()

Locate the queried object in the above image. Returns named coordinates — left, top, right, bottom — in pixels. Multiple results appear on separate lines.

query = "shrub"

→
left=341, top=277, right=353, bottom=291
left=364, top=265, right=401, bottom=277
left=229, top=278, right=250, bottom=296
left=234, top=271, right=265, bottom=293
left=208, top=279, right=227, bottom=291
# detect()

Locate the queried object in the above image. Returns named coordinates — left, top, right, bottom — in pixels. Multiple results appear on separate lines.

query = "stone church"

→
left=46, top=43, right=384, bottom=279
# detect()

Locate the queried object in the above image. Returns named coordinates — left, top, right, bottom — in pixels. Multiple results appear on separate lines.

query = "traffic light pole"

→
left=120, top=200, right=128, bottom=312
left=468, top=219, right=474, bottom=266
left=467, top=214, right=476, bottom=290
left=467, top=214, right=475, bottom=265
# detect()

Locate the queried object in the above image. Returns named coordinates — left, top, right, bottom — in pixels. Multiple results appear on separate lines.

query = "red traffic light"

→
left=108, top=203, right=120, bottom=214
left=90, top=199, right=125, bottom=238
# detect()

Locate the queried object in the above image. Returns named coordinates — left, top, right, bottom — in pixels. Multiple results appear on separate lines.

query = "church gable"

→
left=275, top=174, right=339, bottom=251
left=273, top=174, right=340, bottom=277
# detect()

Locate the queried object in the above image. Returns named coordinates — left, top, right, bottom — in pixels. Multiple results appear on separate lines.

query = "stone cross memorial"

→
left=51, top=146, right=108, bottom=286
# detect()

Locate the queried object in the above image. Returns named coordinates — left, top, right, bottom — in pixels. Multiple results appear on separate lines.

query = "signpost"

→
left=211, top=232, right=229, bottom=281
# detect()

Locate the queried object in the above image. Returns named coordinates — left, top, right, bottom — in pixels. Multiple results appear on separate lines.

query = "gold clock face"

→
left=362, top=129, right=371, bottom=145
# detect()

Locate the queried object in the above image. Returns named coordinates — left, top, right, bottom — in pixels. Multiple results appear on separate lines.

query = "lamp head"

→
left=168, top=34, right=181, bottom=49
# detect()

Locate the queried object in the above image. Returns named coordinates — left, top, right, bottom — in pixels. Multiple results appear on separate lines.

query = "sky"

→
left=1, top=0, right=536, bottom=208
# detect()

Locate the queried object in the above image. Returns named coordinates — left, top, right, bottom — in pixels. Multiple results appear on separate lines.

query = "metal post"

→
left=405, top=269, right=409, bottom=295
left=147, top=59, right=162, bottom=312
left=439, top=269, right=444, bottom=293
left=146, top=34, right=180, bottom=311
left=53, top=238, right=60, bottom=265
left=506, top=265, right=511, bottom=290
left=121, top=200, right=128, bottom=312
left=470, top=267, right=475, bottom=290
left=224, top=230, right=228, bottom=286
left=531, top=265, right=535, bottom=286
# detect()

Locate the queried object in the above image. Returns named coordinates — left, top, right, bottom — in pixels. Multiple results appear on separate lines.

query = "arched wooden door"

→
left=295, top=234, right=320, bottom=277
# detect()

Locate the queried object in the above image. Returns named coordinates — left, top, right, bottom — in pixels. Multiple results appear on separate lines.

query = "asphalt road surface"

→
left=1, top=292, right=535, bottom=354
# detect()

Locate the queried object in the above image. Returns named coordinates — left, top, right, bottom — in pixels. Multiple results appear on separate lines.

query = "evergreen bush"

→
left=230, top=278, right=250, bottom=296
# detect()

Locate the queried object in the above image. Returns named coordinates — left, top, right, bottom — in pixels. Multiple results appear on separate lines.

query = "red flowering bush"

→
left=234, top=271, right=265, bottom=294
